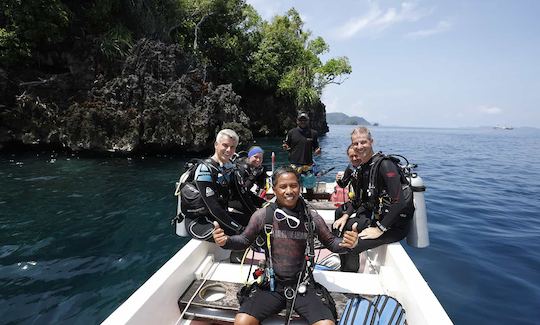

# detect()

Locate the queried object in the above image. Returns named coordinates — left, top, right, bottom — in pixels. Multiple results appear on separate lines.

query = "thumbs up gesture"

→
left=340, top=222, right=359, bottom=249
left=213, top=221, right=228, bottom=247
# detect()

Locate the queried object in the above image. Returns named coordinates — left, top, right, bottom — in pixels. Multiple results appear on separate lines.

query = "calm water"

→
left=1, top=126, right=540, bottom=324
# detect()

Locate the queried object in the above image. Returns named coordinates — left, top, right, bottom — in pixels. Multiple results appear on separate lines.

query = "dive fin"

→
left=373, top=294, right=406, bottom=325
left=338, top=295, right=379, bottom=325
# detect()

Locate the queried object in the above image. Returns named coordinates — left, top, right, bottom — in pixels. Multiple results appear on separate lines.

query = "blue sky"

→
left=246, top=0, right=540, bottom=128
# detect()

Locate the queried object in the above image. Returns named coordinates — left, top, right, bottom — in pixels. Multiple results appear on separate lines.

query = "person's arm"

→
left=254, top=166, right=267, bottom=190
left=336, top=165, right=354, bottom=188
left=313, top=211, right=358, bottom=252
left=194, top=164, right=243, bottom=233
left=282, top=130, right=292, bottom=151
left=220, top=209, right=266, bottom=250
left=376, top=159, right=408, bottom=229
left=312, top=130, right=321, bottom=155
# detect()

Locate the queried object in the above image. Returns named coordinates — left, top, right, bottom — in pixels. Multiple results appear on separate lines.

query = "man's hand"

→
left=340, top=222, right=359, bottom=248
left=332, top=214, right=349, bottom=233
left=213, top=221, right=228, bottom=246
left=359, top=226, right=383, bottom=240
left=314, top=147, right=321, bottom=155
left=335, top=171, right=344, bottom=182
left=282, top=142, right=290, bottom=151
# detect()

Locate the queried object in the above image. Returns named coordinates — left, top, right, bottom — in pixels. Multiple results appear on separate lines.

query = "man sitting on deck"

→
left=335, top=127, right=415, bottom=272
left=180, top=129, right=247, bottom=241
left=213, top=166, right=359, bottom=325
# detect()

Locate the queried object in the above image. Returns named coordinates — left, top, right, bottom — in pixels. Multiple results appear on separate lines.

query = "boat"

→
left=103, top=176, right=452, bottom=324
left=493, top=125, right=514, bottom=130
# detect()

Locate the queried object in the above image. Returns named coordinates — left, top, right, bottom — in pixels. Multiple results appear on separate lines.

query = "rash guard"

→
left=223, top=203, right=349, bottom=280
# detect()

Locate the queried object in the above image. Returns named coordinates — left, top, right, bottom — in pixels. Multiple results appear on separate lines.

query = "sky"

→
left=245, top=0, right=540, bottom=128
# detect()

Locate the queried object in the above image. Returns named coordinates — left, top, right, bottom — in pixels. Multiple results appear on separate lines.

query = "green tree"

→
left=1, top=0, right=70, bottom=64
left=248, top=8, right=351, bottom=108
left=176, top=0, right=262, bottom=89
left=0, top=0, right=186, bottom=65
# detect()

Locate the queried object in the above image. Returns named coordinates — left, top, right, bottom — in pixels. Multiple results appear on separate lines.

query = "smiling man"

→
left=180, top=129, right=247, bottom=241
left=213, top=166, right=359, bottom=325
left=337, top=126, right=416, bottom=272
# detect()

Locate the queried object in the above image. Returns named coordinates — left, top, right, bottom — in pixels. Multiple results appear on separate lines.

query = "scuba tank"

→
left=406, top=174, right=429, bottom=248
left=175, top=188, right=189, bottom=237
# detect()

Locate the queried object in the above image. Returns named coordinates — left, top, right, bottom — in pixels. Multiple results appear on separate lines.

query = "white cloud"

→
left=335, top=2, right=431, bottom=39
left=245, top=0, right=283, bottom=20
left=405, top=20, right=452, bottom=39
left=478, top=105, right=503, bottom=114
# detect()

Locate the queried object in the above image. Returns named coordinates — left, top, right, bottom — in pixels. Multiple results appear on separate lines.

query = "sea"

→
left=1, top=125, right=539, bottom=325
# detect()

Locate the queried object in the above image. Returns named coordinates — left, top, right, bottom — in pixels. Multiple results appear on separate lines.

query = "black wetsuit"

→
left=182, top=158, right=246, bottom=240
left=284, top=127, right=319, bottom=166
left=236, top=157, right=267, bottom=191
left=339, top=153, right=414, bottom=272
left=334, top=163, right=362, bottom=220
left=228, top=157, right=267, bottom=215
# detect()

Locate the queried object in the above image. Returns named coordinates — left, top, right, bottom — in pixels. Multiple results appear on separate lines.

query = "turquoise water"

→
left=1, top=126, right=540, bottom=324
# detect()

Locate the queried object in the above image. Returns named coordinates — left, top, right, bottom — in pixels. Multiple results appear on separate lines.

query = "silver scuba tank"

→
left=175, top=182, right=189, bottom=237
left=406, top=175, right=429, bottom=248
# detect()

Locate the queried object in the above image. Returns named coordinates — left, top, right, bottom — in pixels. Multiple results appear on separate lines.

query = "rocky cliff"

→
left=0, top=39, right=327, bottom=154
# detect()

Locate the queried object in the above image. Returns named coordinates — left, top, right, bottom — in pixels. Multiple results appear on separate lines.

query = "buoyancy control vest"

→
left=173, top=158, right=243, bottom=239
left=366, top=153, right=415, bottom=214
left=348, top=152, right=416, bottom=232
left=176, top=158, right=216, bottom=218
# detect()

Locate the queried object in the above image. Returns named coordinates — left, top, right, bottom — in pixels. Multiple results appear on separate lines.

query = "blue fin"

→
left=373, top=295, right=406, bottom=325
left=338, top=296, right=380, bottom=325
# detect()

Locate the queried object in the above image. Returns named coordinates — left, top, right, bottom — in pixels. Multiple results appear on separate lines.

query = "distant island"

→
left=326, top=112, right=371, bottom=125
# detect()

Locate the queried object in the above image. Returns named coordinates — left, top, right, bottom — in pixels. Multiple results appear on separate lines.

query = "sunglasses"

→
left=274, top=208, right=300, bottom=229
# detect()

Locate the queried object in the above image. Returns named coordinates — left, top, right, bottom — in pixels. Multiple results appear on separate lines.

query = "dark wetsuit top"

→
left=284, top=127, right=319, bottom=166
left=354, top=153, right=413, bottom=229
left=193, top=158, right=244, bottom=233
left=223, top=203, right=348, bottom=279
left=235, top=157, right=267, bottom=191
left=228, top=157, right=267, bottom=215
left=336, top=164, right=362, bottom=215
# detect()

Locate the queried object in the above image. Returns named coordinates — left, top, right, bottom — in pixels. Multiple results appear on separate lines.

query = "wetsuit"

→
left=284, top=127, right=319, bottom=166
left=183, top=158, right=246, bottom=240
left=334, top=163, right=362, bottom=221
left=224, top=201, right=348, bottom=323
left=339, top=153, right=414, bottom=272
left=228, top=157, right=267, bottom=215
left=235, top=157, right=267, bottom=191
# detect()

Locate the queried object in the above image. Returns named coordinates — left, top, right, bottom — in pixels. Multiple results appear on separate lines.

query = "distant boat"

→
left=493, top=125, right=514, bottom=130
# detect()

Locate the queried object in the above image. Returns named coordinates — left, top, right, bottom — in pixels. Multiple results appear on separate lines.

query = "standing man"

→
left=179, top=129, right=246, bottom=241
left=282, top=112, right=321, bottom=194
left=213, top=166, right=359, bottom=325
left=336, top=126, right=415, bottom=272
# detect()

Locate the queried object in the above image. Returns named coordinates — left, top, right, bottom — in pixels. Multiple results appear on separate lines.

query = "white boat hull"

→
left=103, top=221, right=451, bottom=324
